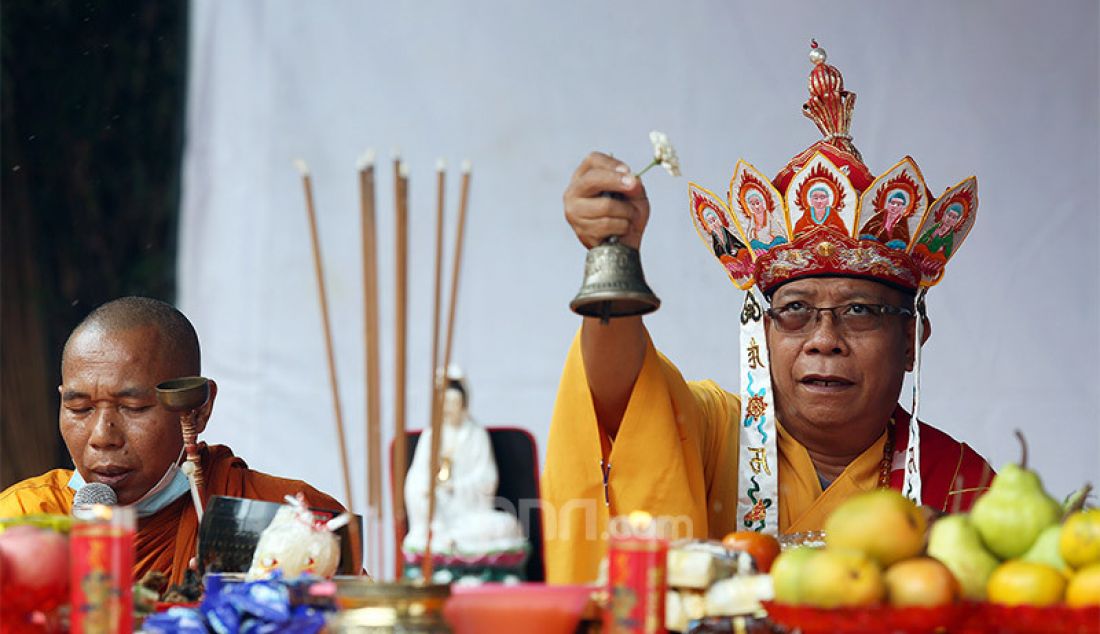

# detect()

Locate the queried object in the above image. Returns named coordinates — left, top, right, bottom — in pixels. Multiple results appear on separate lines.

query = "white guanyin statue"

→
left=402, top=367, right=527, bottom=567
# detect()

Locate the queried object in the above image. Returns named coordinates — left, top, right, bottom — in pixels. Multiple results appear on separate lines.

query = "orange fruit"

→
left=1066, top=562, right=1100, bottom=606
left=721, top=531, right=781, bottom=573
left=987, top=560, right=1066, bottom=607
left=1061, top=509, right=1100, bottom=569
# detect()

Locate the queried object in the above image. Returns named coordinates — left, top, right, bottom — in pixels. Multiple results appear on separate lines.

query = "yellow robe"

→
left=542, top=331, right=889, bottom=584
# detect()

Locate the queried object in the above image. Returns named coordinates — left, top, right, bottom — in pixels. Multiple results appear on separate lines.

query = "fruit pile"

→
left=930, top=438, right=1100, bottom=609
left=768, top=436, right=1099, bottom=633
left=772, top=489, right=954, bottom=610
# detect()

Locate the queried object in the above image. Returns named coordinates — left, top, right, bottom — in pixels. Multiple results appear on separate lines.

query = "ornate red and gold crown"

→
left=689, top=41, right=978, bottom=295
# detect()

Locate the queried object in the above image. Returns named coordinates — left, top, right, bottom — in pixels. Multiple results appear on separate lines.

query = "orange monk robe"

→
left=0, top=443, right=360, bottom=586
left=542, top=331, right=992, bottom=584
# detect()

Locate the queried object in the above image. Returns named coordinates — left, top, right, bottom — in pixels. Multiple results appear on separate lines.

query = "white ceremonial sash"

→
left=902, top=289, right=928, bottom=504
left=738, top=290, right=779, bottom=536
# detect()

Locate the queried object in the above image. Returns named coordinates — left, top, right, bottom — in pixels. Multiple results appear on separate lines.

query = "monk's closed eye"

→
left=120, top=405, right=154, bottom=414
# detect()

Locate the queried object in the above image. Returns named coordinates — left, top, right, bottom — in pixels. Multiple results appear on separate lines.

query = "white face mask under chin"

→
left=69, top=448, right=191, bottom=518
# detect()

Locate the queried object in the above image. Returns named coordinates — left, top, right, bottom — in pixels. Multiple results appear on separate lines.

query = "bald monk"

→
left=0, top=297, right=359, bottom=585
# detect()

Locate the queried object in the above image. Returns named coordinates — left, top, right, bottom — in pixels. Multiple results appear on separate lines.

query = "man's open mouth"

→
left=89, top=466, right=133, bottom=487
left=800, top=375, right=854, bottom=388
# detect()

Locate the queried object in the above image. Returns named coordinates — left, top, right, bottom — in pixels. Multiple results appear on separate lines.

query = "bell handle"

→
left=599, top=191, right=627, bottom=248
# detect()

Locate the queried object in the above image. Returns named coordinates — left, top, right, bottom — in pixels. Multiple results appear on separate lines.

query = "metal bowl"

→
left=155, top=376, right=211, bottom=412
left=328, top=580, right=451, bottom=633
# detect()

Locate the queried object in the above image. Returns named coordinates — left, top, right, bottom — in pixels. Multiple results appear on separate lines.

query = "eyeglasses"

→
left=765, top=301, right=914, bottom=334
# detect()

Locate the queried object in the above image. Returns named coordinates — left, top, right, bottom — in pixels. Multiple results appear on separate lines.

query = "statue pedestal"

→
left=401, top=545, right=531, bottom=584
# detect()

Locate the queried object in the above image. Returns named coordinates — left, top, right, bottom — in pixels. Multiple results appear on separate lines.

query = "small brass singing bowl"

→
left=156, top=376, right=211, bottom=412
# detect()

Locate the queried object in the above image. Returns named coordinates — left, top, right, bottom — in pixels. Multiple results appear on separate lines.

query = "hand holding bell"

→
left=566, top=152, right=662, bottom=321
left=564, top=152, right=650, bottom=251
left=567, top=132, right=680, bottom=321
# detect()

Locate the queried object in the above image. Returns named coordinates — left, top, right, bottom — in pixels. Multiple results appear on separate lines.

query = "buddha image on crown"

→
left=790, top=160, right=854, bottom=236
left=690, top=187, right=755, bottom=288
left=856, top=159, right=928, bottom=251
left=910, top=185, right=977, bottom=285
left=731, top=169, right=789, bottom=254
left=689, top=40, right=978, bottom=293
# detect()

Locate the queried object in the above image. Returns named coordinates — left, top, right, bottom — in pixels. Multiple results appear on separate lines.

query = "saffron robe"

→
left=0, top=443, right=356, bottom=585
left=542, top=331, right=993, bottom=584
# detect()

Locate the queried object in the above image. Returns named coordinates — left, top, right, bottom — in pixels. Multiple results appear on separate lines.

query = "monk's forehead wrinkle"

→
left=60, top=383, right=150, bottom=401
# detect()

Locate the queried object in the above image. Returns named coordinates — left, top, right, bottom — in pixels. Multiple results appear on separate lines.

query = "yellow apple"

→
left=800, top=549, right=885, bottom=608
left=825, top=489, right=925, bottom=567
left=884, top=557, right=960, bottom=607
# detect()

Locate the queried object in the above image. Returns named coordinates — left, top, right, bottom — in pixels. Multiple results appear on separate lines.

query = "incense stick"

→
left=440, top=162, right=472, bottom=394
left=422, top=159, right=448, bottom=580
left=358, top=150, right=382, bottom=575
left=393, top=156, right=410, bottom=580
left=296, top=159, right=354, bottom=512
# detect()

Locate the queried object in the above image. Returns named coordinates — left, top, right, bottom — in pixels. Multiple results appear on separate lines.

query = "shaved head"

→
left=64, top=297, right=200, bottom=376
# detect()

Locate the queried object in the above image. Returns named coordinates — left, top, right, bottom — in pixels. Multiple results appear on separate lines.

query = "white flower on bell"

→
left=639, top=130, right=681, bottom=177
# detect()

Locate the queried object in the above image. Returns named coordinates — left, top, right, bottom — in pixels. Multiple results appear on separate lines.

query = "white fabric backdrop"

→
left=179, top=0, right=1100, bottom=575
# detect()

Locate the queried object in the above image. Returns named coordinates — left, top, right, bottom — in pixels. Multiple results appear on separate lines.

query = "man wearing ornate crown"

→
left=542, top=43, right=993, bottom=585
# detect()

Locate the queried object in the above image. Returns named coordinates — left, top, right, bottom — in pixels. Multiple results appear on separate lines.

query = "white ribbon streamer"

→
left=903, top=289, right=928, bottom=504
left=737, top=289, right=779, bottom=536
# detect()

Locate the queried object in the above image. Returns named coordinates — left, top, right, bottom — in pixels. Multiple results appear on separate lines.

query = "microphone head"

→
left=73, top=482, right=118, bottom=507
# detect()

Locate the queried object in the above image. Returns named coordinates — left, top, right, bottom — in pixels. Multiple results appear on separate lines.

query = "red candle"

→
left=70, top=505, right=135, bottom=633
left=605, top=513, right=668, bottom=634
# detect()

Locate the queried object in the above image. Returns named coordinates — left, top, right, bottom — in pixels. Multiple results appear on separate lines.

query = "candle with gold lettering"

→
left=605, top=511, right=668, bottom=634
left=70, top=504, right=134, bottom=633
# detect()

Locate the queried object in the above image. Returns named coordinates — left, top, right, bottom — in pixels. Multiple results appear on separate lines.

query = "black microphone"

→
left=73, top=482, right=118, bottom=507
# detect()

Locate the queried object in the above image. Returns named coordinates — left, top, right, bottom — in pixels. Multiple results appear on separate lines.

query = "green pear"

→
left=927, top=514, right=1000, bottom=600
left=770, top=546, right=820, bottom=605
left=970, top=432, right=1062, bottom=559
left=1022, top=524, right=1069, bottom=574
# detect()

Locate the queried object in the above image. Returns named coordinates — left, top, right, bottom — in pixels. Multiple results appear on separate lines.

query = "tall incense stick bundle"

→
left=358, top=150, right=382, bottom=575
left=393, top=156, right=410, bottom=569
left=295, top=159, right=354, bottom=511
left=422, top=160, right=448, bottom=580
left=422, top=160, right=472, bottom=579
